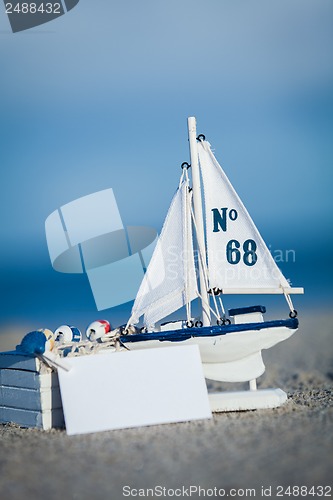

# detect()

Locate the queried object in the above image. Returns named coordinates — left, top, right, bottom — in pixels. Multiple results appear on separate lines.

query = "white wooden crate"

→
left=0, top=351, right=64, bottom=430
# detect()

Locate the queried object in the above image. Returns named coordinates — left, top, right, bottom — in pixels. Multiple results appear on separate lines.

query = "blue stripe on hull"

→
left=120, top=318, right=299, bottom=344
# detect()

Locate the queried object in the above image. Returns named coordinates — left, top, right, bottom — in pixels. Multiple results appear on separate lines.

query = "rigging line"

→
left=179, top=165, right=187, bottom=187
left=210, top=290, right=221, bottom=321
left=283, top=290, right=295, bottom=312
left=196, top=290, right=220, bottom=322
left=190, top=203, right=220, bottom=319
left=218, top=295, right=226, bottom=316
left=190, top=203, right=221, bottom=321
left=183, top=169, right=194, bottom=322
left=184, top=181, right=192, bottom=322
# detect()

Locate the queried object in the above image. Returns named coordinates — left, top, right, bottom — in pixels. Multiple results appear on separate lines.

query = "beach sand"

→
left=0, top=311, right=332, bottom=499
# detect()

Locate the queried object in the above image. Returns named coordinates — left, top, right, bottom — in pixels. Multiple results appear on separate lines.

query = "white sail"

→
left=198, top=140, right=290, bottom=292
left=128, top=178, right=198, bottom=328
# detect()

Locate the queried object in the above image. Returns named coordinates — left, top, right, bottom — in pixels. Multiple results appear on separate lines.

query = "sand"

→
left=0, top=311, right=332, bottom=499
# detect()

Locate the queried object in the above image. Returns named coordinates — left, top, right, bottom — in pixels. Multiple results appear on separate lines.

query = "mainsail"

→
left=128, top=177, right=198, bottom=328
left=198, top=140, right=290, bottom=292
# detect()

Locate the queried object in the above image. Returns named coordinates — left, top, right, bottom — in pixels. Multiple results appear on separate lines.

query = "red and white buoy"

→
left=85, top=320, right=111, bottom=341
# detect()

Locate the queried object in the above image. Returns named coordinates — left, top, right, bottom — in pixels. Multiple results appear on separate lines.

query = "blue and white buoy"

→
left=54, top=325, right=82, bottom=344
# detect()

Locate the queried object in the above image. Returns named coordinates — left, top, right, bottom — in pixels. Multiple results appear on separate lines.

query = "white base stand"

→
left=209, top=388, right=287, bottom=412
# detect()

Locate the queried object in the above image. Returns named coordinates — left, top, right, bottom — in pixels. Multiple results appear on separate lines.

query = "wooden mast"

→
left=187, top=117, right=211, bottom=326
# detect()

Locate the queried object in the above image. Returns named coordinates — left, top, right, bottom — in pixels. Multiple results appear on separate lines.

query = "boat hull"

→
left=120, top=318, right=298, bottom=382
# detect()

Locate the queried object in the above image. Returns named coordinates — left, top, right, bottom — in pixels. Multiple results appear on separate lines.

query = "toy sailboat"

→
left=0, top=117, right=304, bottom=428
left=118, top=117, right=303, bottom=410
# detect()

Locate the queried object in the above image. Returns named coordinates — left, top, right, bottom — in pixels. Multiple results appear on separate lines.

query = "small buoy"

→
left=37, top=329, right=55, bottom=351
left=54, top=325, right=82, bottom=344
left=86, top=320, right=111, bottom=341
left=17, top=329, right=55, bottom=355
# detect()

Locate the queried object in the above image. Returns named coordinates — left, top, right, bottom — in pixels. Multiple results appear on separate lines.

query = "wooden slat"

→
left=0, top=406, right=64, bottom=430
left=0, top=370, right=58, bottom=390
left=0, top=386, right=62, bottom=411
left=0, top=351, right=43, bottom=372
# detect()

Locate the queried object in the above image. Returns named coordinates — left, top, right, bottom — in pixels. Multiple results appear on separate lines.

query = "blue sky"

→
left=0, top=1, right=332, bottom=329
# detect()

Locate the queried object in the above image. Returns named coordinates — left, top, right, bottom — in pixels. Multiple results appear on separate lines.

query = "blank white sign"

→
left=58, top=345, right=211, bottom=435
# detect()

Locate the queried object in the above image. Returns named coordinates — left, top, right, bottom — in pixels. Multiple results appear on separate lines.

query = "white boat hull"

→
left=123, top=325, right=298, bottom=382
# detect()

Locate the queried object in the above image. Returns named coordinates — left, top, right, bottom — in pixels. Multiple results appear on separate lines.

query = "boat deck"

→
left=120, top=317, right=299, bottom=344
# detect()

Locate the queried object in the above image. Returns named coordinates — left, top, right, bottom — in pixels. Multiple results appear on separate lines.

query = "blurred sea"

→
left=0, top=221, right=332, bottom=350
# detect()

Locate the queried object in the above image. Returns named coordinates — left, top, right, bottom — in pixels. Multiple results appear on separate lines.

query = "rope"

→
left=184, top=176, right=192, bottom=323
left=210, top=289, right=221, bottom=322
left=179, top=165, right=187, bottom=188
left=196, top=290, right=220, bottom=322
left=218, top=295, right=226, bottom=316
left=190, top=204, right=221, bottom=322
left=283, top=292, right=295, bottom=313
left=217, top=294, right=231, bottom=324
